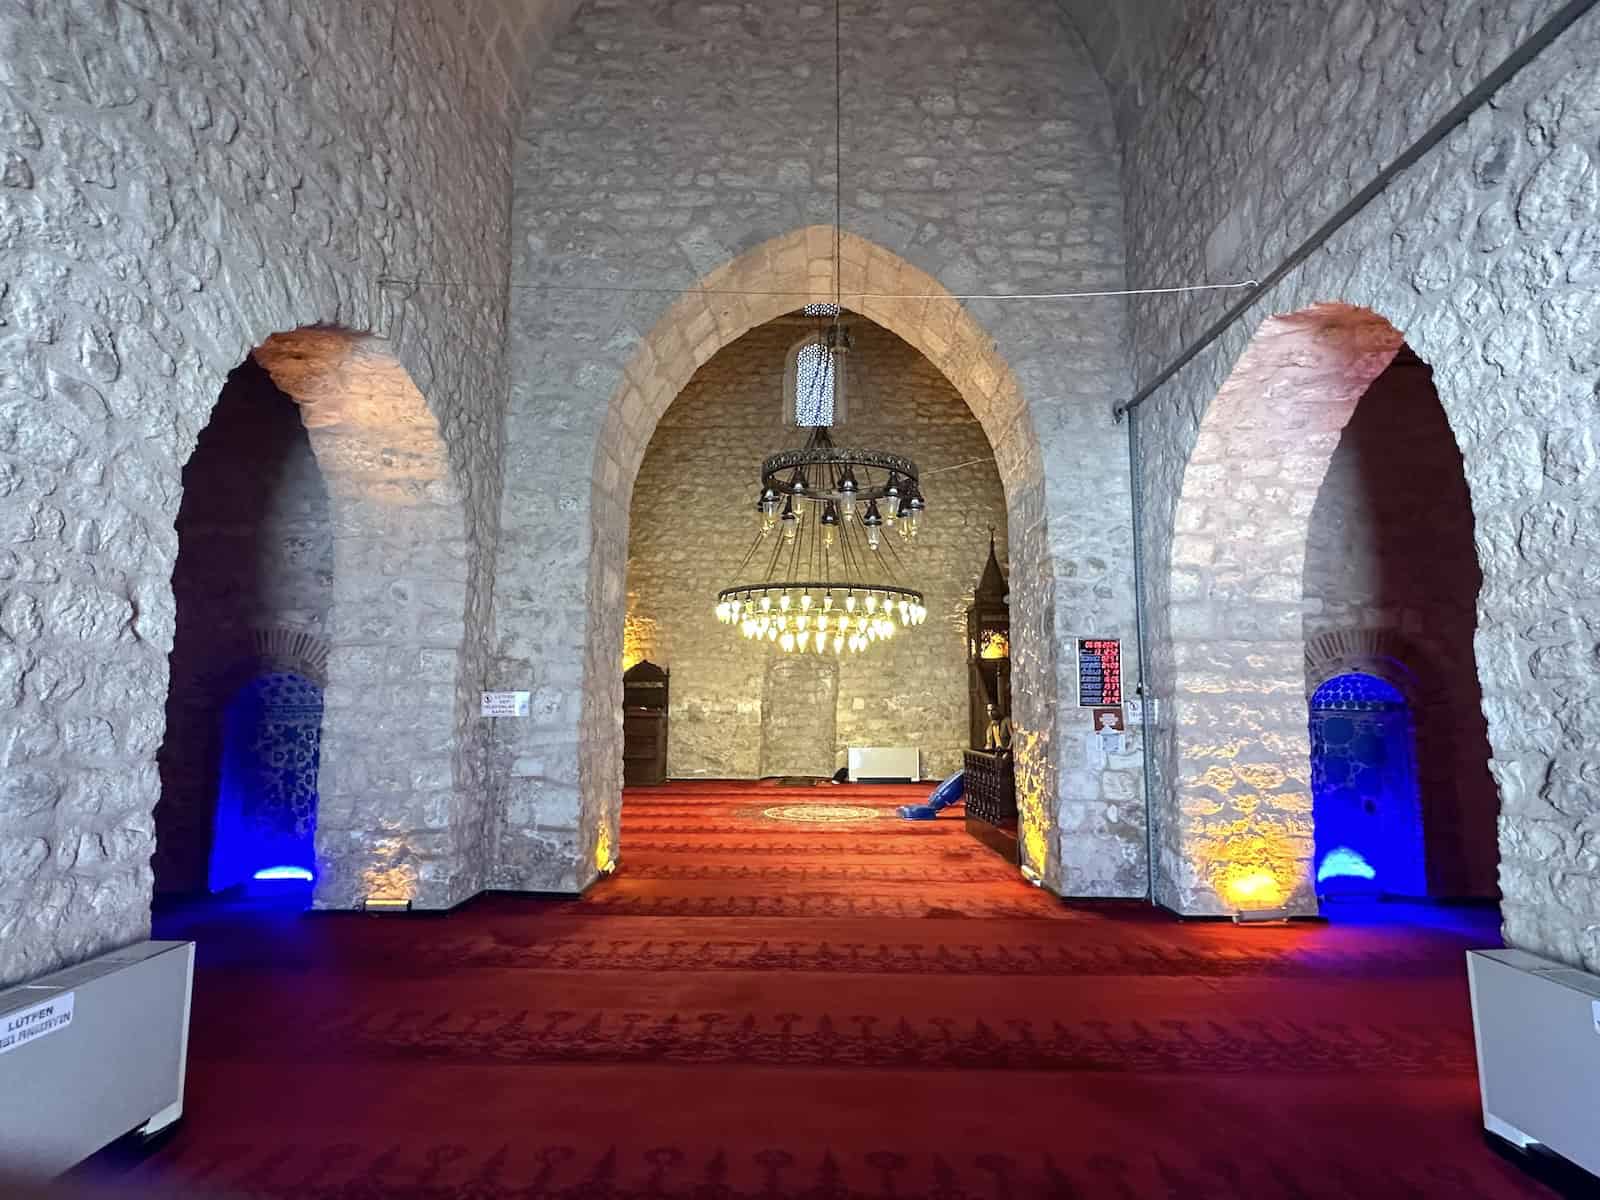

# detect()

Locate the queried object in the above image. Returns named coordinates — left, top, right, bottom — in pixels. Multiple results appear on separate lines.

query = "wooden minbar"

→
left=964, top=537, right=1017, bottom=861
left=621, top=659, right=669, bottom=786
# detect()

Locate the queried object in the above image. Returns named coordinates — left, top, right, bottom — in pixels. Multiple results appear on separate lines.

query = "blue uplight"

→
left=253, top=865, right=314, bottom=882
left=1309, top=670, right=1427, bottom=898
left=1316, top=846, right=1377, bottom=883
left=209, top=672, right=323, bottom=894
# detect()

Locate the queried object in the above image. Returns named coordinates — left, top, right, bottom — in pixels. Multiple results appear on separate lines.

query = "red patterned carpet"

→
left=101, top=781, right=1549, bottom=1198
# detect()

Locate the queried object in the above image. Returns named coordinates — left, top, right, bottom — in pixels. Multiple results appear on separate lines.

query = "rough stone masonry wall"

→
left=156, top=360, right=333, bottom=894
left=626, top=320, right=1007, bottom=783
left=0, top=1, right=511, bottom=987
left=1303, top=353, right=1498, bottom=899
left=1127, top=3, right=1600, bottom=963
left=498, top=0, right=1138, bottom=898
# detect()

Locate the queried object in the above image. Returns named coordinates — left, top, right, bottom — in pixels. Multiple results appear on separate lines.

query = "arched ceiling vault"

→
left=455, top=0, right=1191, bottom=139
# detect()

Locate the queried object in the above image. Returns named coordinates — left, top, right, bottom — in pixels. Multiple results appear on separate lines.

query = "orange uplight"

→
left=360, top=857, right=418, bottom=911
left=1224, top=870, right=1283, bottom=908
left=595, top=822, right=617, bottom=875
left=1010, top=727, right=1050, bottom=880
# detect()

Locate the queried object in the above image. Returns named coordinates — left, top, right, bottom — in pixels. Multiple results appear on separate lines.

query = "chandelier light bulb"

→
left=866, top=524, right=881, bottom=550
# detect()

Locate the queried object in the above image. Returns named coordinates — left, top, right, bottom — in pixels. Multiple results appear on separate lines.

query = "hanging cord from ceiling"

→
left=378, top=277, right=1258, bottom=302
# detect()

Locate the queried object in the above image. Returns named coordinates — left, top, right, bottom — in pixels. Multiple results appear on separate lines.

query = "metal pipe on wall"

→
left=1126, top=404, right=1159, bottom=903
left=1111, top=0, right=1600, bottom=424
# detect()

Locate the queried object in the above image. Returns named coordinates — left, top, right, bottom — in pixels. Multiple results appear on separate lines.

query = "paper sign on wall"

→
left=0, top=992, right=74, bottom=1057
left=480, top=691, right=531, bottom=718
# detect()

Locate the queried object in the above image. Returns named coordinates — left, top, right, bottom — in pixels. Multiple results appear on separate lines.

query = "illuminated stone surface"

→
left=495, top=0, right=1141, bottom=899
left=0, top=4, right=506, bottom=986
left=1133, top=4, right=1600, bottom=965
left=4, top=0, right=1598, bottom=988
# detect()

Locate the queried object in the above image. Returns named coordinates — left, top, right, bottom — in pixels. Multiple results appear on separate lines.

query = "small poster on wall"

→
left=1077, top=638, right=1122, bottom=706
left=1084, top=705, right=1128, bottom=770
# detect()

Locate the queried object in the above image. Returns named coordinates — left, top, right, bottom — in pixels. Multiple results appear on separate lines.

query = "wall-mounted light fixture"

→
left=362, top=896, right=413, bottom=913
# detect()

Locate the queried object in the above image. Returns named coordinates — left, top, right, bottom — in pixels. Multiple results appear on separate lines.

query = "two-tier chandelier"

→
left=714, top=421, right=928, bottom=654
left=711, top=0, right=929, bottom=658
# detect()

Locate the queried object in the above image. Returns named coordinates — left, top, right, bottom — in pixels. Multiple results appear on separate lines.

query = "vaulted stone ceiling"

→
left=454, top=0, right=1191, bottom=134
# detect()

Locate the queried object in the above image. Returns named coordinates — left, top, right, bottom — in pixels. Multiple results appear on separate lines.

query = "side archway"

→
left=558, top=228, right=1060, bottom=886
left=221, top=330, right=471, bottom=909
left=1162, top=303, right=1411, bottom=915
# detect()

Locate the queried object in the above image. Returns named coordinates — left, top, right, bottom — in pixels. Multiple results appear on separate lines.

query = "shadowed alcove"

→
left=155, top=360, right=332, bottom=900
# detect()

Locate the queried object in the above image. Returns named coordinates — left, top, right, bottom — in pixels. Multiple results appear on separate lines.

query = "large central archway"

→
left=571, top=228, right=1060, bottom=886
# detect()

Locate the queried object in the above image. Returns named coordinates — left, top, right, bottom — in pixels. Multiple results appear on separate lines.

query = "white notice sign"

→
left=480, top=690, right=531, bottom=718
left=0, top=991, right=74, bottom=1057
left=1125, top=697, right=1159, bottom=727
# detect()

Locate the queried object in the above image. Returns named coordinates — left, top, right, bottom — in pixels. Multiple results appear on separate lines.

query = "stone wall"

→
left=626, top=320, right=1007, bottom=783
left=0, top=1, right=510, bottom=987
left=155, top=359, right=333, bottom=894
left=1303, top=352, right=1497, bottom=898
left=498, top=0, right=1138, bottom=898
left=1128, top=3, right=1600, bottom=964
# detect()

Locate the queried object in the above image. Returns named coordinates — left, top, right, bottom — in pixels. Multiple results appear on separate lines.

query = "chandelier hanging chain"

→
left=711, top=0, right=928, bottom=657
left=834, top=0, right=842, bottom=315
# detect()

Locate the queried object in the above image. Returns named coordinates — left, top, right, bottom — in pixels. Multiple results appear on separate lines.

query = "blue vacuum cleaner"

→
left=897, top=770, right=964, bottom=820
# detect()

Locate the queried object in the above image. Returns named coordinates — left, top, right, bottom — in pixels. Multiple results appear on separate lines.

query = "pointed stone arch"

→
left=1162, top=303, right=1416, bottom=916
left=162, top=329, right=473, bottom=908
left=566, top=227, right=1059, bottom=884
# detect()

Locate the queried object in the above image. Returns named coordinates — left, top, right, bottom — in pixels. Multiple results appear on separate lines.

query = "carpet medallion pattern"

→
left=761, top=804, right=882, bottom=823
left=114, top=782, right=1548, bottom=1199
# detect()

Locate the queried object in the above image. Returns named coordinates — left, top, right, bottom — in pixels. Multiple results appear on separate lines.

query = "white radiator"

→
left=0, top=940, right=195, bottom=1178
left=847, top=746, right=920, bottom=782
left=1466, top=948, right=1600, bottom=1176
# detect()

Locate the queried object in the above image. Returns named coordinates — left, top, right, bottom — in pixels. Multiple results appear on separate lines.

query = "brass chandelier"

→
left=714, top=329, right=930, bottom=657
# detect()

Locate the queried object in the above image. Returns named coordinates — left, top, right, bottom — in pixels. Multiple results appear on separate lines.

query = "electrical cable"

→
left=379, top=277, right=1258, bottom=303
